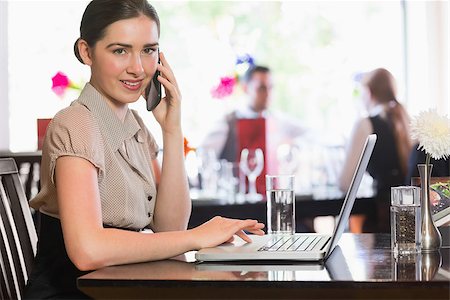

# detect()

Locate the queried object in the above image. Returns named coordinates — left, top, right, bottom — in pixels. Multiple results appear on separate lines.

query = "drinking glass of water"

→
left=266, top=175, right=295, bottom=234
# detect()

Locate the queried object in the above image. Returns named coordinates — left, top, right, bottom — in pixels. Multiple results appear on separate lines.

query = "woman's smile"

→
left=120, top=79, right=144, bottom=91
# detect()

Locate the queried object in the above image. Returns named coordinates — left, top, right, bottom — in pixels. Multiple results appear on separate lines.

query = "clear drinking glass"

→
left=218, top=160, right=240, bottom=203
left=196, top=148, right=220, bottom=197
left=240, top=148, right=264, bottom=201
left=390, top=186, right=421, bottom=256
left=276, top=143, right=301, bottom=175
left=266, top=175, right=295, bottom=234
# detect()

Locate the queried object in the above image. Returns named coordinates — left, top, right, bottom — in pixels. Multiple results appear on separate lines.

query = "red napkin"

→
left=37, top=118, right=52, bottom=150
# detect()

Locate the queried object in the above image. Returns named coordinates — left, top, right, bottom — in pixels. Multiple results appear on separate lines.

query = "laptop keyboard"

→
left=258, top=235, right=330, bottom=252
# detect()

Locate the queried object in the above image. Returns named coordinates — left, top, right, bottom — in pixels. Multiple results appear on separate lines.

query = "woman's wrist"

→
left=161, top=128, right=184, bottom=155
left=161, top=125, right=183, bottom=138
left=185, top=228, right=200, bottom=250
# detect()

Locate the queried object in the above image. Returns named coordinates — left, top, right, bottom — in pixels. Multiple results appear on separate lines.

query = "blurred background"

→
left=0, top=0, right=448, bottom=152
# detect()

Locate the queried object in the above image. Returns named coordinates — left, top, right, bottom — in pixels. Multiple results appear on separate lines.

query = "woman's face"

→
left=88, top=15, right=159, bottom=108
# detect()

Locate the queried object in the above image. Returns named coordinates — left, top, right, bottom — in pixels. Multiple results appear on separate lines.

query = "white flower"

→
left=411, top=109, right=450, bottom=160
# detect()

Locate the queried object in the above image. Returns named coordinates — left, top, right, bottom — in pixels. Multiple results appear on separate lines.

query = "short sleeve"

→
left=131, top=110, right=160, bottom=160
left=44, top=105, right=105, bottom=184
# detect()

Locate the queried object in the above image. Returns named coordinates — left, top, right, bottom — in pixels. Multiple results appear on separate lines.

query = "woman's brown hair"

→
left=363, top=68, right=413, bottom=177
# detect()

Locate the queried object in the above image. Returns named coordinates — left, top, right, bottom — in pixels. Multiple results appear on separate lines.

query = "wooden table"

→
left=77, top=234, right=449, bottom=299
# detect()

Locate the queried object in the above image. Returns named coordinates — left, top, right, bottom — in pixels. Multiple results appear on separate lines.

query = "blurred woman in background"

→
left=339, top=68, right=413, bottom=233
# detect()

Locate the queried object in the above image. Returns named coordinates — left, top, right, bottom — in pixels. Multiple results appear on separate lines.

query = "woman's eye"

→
left=143, top=48, right=156, bottom=55
left=113, top=48, right=126, bottom=55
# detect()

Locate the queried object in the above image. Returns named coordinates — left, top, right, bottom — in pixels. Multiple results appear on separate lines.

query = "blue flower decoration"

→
left=235, top=53, right=255, bottom=66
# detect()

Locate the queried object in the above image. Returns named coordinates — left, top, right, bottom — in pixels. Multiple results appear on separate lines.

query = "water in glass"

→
left=267, top=188, right=295, bottom=234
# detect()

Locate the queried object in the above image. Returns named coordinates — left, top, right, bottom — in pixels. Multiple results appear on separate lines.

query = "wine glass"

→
left=276, top=143, right=301, bottom=175
left=196, top=148, right=220, bottom=197
left=240, top=148, right=264, bottom=201
left=218, top=160, right=240, bottom=203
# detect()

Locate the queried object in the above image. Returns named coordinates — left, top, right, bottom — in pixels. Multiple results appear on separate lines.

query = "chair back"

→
left=0, top=158, right=38, bottom=300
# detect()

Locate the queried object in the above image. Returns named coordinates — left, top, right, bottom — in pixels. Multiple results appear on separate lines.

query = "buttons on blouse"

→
left=147, top=195, right=153, bottom=218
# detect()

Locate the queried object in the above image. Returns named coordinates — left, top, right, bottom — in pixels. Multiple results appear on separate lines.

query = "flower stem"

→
left=425, top=153, right=431, bottom=167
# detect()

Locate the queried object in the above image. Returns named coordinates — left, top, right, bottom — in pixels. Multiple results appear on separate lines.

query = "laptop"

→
left=195, top=134, right=377, bottom=262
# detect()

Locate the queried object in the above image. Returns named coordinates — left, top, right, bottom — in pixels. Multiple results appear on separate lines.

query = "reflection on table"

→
left=77, top=234, right=450, bottom=299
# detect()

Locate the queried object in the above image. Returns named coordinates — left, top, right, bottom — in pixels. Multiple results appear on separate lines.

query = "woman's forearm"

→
left=153, top=128, right=191, bottom=231
left=69, top=228, right=197, bottom=271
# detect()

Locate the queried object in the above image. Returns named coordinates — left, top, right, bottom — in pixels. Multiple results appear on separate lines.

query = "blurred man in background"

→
left=201, top=65, right=306, bottom=174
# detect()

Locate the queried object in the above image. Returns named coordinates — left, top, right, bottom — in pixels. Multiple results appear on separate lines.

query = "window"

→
left=3, top=1, right=447, bottom=151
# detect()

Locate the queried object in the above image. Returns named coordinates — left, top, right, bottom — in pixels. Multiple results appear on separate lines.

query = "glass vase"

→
left=417, top=164, right=442, bottom=252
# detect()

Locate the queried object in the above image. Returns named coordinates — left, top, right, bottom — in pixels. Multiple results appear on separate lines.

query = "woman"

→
left=339, top=68, right=413, bottom=233
left=25, top=1, right=264, bottom=298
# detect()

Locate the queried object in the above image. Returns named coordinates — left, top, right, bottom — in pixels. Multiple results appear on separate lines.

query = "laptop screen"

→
left=325, top=134, right=377, bottom=258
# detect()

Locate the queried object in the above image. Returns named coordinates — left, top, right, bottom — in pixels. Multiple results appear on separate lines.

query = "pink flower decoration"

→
left=51, top=71, right=70, bottom=97
left=51, top=71, right=82, bottom=98
left=211, top=76, right=236, bottom=99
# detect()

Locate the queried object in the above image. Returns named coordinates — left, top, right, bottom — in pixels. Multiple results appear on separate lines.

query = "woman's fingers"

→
left=195, top=217, right=265, bottom=248
left=225, top=236, right=235, bottom=243
left=249, top=222, right=265, bottom=230
left=230, top=219, right=257, bottom=231
left=157, top=52, right=180, bottom=93
left=235, top=230, right=252, bottom=243
left=158, top=52, right=174, bottom=78
left=230, top=219, right=265, bottom=242
left=229, top=219, right=264, bottom=232
left=157, top=75, right=179, bottom=102
left=245, top=228, right=265, bottom=236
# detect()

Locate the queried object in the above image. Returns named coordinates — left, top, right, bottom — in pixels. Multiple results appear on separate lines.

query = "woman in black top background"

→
left=339, top=68, right=414, bottom=233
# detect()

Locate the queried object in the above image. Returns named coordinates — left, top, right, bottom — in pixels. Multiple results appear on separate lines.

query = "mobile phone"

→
left=146, top=52, right=161, bottom=111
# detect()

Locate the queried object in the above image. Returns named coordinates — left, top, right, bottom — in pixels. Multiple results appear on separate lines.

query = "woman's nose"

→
left=127, top=54, right=144, bottom=76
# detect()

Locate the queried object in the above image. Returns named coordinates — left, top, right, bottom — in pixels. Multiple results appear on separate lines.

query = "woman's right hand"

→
left=190, top=216, right=265, bottom=250
left=151, top=52, right=182, bottom=135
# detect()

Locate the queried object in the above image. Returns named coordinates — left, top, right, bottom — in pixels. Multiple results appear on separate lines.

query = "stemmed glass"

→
left=218, top=160, right=240, bottom=203
left=277, top=143, right=301, bottom=175
left=240, top=148, right=264, bottom=201
left=196, top=148, right=220, bottom=197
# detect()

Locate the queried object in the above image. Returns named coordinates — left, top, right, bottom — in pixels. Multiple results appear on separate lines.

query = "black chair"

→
left=0, top=208, right=21, bottom=300
left=0, top=152, right=42, bottom=201
left=0, top=158, right=38, bottom=300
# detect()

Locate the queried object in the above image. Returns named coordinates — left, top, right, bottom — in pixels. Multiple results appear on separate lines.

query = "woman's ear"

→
left=78, top=39, right=93, bottom=66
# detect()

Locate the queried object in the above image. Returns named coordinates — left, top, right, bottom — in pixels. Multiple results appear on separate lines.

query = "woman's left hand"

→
left=150, top=52, right=182, bottom=134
